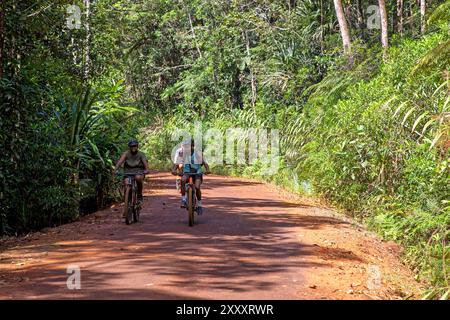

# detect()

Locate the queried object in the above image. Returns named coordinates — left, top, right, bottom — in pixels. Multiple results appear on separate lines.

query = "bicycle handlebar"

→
left=175, top=172, right=209, bottom=176
left=115, top=171, right=148, bottom=177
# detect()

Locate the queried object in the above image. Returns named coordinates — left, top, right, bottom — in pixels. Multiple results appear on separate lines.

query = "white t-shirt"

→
left=173, top=147, right=205, bottom=166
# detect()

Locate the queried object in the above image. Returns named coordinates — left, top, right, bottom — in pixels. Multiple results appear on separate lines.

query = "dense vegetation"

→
left=0, top=0, right=448, bottom=298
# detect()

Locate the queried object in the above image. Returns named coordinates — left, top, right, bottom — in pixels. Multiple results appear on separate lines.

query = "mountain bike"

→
left=116, top=172, right=144, bottom=225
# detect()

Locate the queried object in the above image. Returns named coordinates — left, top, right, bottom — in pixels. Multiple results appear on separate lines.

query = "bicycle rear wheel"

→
left=188, top=187, right=194, bottom=227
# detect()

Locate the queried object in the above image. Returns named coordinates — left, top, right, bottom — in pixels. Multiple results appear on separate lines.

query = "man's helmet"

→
left=181, top=138, right=192, bottom=146
left=128, top=139, right=138, bottom=147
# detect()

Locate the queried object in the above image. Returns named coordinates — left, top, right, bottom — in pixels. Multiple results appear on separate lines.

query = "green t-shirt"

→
left=123, top=150, right=147, bottom=174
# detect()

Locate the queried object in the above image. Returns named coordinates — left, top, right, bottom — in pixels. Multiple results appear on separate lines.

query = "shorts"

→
left=182, top=173, right=203, bottom=183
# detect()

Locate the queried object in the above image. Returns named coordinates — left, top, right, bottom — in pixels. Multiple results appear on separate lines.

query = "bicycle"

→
left=180, top=173, right=202, bottom=227
left=116, top=171, right=145, bottom=225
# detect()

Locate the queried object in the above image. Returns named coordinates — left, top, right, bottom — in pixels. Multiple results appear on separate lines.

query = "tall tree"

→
left=83, top=0, right=91, bottom=83
left=333, top=0, right=351, bottom=55
left=378, top=0, right=389, bottom=55
left=420, top=0, right=426, bottom=34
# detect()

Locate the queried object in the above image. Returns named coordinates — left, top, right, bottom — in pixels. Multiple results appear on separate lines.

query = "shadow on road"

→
left=0, top=173, right=365, bottom=299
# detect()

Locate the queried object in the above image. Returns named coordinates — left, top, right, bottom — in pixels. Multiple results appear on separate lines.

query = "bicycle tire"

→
left=133, top=203, right=140, bottom=223
left=188, top=187, right=194, bottom=227
left=124, top=185, right=133, bottom=225
left=133, top=180, right=140, bottom=223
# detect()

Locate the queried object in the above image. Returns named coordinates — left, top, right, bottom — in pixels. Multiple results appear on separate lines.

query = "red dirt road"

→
left=0, top=172, right=423, bottom=299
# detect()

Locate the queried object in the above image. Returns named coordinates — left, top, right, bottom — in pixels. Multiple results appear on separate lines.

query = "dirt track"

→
left=0, top=172, right=424, bottom=299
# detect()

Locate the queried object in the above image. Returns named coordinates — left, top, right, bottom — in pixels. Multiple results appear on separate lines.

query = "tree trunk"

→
left=420, top=0, right=426, bottom=34
left=333, top=0, right=351, bottom=55
left=83, top=0, right=91, bottom=84
left=0, top=0, right=5, bottom=79
left=71, top=36, right=77, bottom=66
left=244, top=30, right=256, bottom=108
left=320, top=0, right=324, bottom=53
left=379, top=0, right=389, bottom=56
left=396, top=0, right=403, bottom=35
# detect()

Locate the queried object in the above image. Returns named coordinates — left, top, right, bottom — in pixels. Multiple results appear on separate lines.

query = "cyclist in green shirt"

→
left=114, top=139, right=150, bottom=202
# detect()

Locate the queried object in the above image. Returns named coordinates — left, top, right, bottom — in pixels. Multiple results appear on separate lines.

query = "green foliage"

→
left=281, top=33, right=450, bottom=297
left=1, top=0, right=449, bottom=298
left=141, top=30, right=449, bottom=298
left=0, top=0, right=138, bottom=234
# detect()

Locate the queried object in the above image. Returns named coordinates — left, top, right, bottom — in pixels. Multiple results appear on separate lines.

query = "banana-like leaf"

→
left=402, top=107, right=416, bottom=126
left=412, top=112, right=429, bottom=133
left=422, top=118, right=437, bottom=135
left=87, top=139, right=105, bottom=166
left=429, top=131, right=444, bottom=150
left=393, top=102, right=407, bottom=118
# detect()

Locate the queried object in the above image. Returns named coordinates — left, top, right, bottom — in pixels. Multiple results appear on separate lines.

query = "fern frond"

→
left=411, top=40, right=450, bottom=76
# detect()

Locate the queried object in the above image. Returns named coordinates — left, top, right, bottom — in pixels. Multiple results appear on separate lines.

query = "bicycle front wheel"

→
left=188, top=187, right=194, bottom=227
left=133, top=203, right=140, bottom=223
left=124, top=185, right=133, bottom=225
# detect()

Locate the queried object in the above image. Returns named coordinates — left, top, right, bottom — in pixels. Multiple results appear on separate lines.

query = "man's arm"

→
left=114, top=153, right=127, bottom=171
left=143, top=158, right=150, bottom=173
left=203, top=161, right=211, bottom=174
left=172, top=148, right=183, bottom=175
left=201, top=154, right=211, bottom=174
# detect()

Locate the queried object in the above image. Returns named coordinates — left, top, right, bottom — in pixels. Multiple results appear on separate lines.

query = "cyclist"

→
left=114, top=139, right=150, bottom=204
left=171, top=138, right=210, bottom=210
left=174, top=144, right=184, bottom=190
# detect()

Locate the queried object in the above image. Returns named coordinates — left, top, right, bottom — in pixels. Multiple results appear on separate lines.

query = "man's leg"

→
left=135, top=175, right=144, bottom=201
left=194, top=176, right=203, bottom=214
left=194, top=178, right=202, bottom=206
left=122, top=177, right=129, bottom=217
left=180, top=175, right=188, bottom=207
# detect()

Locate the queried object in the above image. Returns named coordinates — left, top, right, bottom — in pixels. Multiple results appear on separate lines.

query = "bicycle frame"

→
left=179, top=173, right=198, bottom=203
left=124, top=174, right=138, bottom=207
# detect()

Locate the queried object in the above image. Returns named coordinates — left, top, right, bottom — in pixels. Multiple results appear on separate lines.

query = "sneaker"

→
left=180, top=199, right=187, bottom=208
left=196, top=206, right=203, bottom=215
